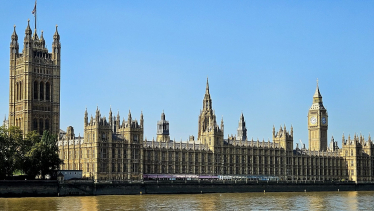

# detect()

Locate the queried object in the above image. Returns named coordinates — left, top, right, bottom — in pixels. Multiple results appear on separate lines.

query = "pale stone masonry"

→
left=8, top=20, right=60, bottom=136
left=7, top=21, right=374, bottom=183
left=58, top=80, right=374, bottom=182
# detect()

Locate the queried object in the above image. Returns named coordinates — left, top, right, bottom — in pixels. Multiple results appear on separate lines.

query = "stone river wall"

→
left=1, top=180, right=374, bottom=197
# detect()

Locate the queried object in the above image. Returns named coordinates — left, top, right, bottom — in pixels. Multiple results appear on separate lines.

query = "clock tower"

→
left=308, top=80, right=328, bottom=151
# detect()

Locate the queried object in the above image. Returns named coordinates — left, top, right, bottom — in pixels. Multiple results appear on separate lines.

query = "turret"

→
left=84, top=108, right=88, bottom=126
left=329, top=136, right=338, bottom=151
left=273, top=124, right=293, bottom=151
left=95, top=106, right=100, bottom=123
left=39, top=30, right=45, bottom=48
left=23, top=20, right=33, bottom=59
left=203, top=78, right=212, bottom=111
left=32, top=28, right=39, bottom=41
left=156, top=111, right=170, bottom=142
left=24, top=19, right=32, bottom=42
left=221, top=116, right=224, bottom=133
left=140, top=111, right=144, bottom=128
left=290, top=125, right=293, bottom=137
left=52, top=25, right=60, bottom=64
left=10, top=25, right=19, bottom=55
left=368, top=133, right=372, bottom=144
left=237, top=113, right=247, bottom=141
left=109, top=107, right=112, bottom=126
left=10, top=25, right=19, bottom=81
left=128, top=110, right=132, bottom=128
left=116, top=111, right=120, bottom=130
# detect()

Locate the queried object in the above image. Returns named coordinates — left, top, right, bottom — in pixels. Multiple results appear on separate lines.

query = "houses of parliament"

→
left=4, top=20, right=374, bottom=183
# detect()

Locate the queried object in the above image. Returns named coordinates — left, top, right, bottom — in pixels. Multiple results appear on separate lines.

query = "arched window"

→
left=39, top=119, right=44, bottom=135
left=33, top=119, right=38, bottom=131
left=40, top=82, right=44, bottom=101
left=45, top=119, right=50, bottom=131
left=16, top=82, right=19, bottom=101
left=34, top=81, right=38, bottom=100
left=20, top=81, right=22, bottom=100
left=46, top=82, right=50, bottom=101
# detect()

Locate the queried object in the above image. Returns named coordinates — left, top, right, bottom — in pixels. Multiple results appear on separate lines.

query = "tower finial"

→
left=25, top=19, right=32, bottom=35
left=206, top=77, right=209, bottom=94
left=11, top=25, right=18, bottom=41
left=53, top=25, right=60, bottom=41
left=161, top=110, right=165, bottom=120
left=313, top=79, right=322, bottom=98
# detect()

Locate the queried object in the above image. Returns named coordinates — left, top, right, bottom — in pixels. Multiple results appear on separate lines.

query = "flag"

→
left=32, top=1, right=36, bottom=15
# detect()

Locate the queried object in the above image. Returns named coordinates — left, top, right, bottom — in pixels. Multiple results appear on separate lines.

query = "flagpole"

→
left=35, top=0, right=37, bottom=31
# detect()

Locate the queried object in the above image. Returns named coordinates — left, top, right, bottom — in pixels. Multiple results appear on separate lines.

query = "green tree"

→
left=0, top=126, right=25, bottom=179
left=24, top=130, right=63, bottom=179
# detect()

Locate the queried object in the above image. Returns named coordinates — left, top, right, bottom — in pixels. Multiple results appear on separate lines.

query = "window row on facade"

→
left=33, top=81, right=51, bottom=101
left=33, top=118, right=50, bottom=135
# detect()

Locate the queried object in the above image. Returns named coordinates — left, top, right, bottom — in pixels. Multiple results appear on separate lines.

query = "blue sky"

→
left=1, top=1, right=373, bottom=147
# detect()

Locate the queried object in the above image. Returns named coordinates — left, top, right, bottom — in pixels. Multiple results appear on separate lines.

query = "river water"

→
left=0, top=191, right=373, bottom=210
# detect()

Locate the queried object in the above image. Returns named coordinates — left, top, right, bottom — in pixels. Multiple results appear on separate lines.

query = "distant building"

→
left=2, top=116, right=9, bottom=129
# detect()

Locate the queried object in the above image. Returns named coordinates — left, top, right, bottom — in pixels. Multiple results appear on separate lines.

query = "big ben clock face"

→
left=322, top=117, right=326, bottom=124
left=310, top=116, right=317, bottom=124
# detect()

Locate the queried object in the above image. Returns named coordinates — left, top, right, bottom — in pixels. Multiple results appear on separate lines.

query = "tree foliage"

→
left=24, top=131, right=63, bottom=179
left=0, top=126, right=63, bottom=179
left=0, top=126, right=26, bottom=179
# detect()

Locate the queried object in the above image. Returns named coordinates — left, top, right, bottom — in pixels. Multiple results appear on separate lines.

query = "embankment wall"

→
left=1, top=180, right=374, bottom=197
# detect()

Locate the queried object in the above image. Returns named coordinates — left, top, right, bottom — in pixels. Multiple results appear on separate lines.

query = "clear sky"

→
left=1, top=1, right=373, bottom=148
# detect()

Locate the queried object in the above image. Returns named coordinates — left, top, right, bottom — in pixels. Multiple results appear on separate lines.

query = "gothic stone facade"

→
left=58, top=80, right=374, bottom=182
left=8, top=20, right=60, bottom=136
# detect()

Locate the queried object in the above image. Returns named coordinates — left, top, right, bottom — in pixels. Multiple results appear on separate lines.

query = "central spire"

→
left=203, top=78, right=212, bottom=111
left=206, top=77, right=210, bottom=95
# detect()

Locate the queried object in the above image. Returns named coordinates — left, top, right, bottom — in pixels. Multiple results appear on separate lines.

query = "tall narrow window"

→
left=18, top=82, right=20, bottom=101
left=33, top=119, right=38, bottom=131
left=46, top=82, right=50, bottom=101
left=39, top=119, right=44, bottom=135
left=40, top=82, right=44, bottom=101
left=45, top=119, right=49, bottom=131
left=20, top=81, right=22, bottom=100
left=34, top=81, right=38, bottom=100
left=16, top=83, right=18, bottom=101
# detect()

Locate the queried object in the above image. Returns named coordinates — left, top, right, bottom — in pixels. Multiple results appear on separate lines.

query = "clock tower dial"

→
left=310, top=116, right=317, bottom=125
left=308, top=80, right=328, bottom=151
left=321, top=116, right=327, bottom=125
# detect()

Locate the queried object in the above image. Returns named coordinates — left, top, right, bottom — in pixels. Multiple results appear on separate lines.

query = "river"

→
left=0, top=191, right=373, bottom=210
